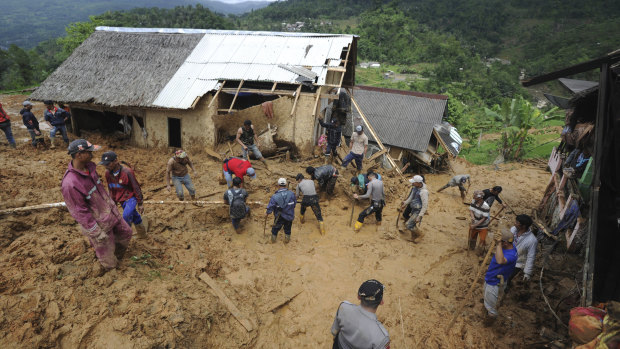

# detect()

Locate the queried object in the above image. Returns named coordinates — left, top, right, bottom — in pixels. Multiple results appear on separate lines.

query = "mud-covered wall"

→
left=212, top=94, right=318, bottom=155
left=144, top=95, right=216, bottom=152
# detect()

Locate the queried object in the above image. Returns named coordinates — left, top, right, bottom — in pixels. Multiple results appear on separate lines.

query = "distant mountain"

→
left=0, top=0, right=272, bottom=48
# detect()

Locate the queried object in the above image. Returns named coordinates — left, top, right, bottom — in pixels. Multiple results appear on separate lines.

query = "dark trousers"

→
left=403, top=205, right=412, bottom=221
left=342, top=152, right=363, bottom=170
left=321, top=176, right=337, bottom=195
left=300, top=195, right=323, bottom=221
left=358, top=200, right=384, bottom=223
left=272, top=216, right=293, bottom=236
left=325, top=142, right=339, bottom=157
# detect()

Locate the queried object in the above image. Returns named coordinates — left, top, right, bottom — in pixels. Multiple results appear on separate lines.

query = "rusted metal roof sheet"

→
left=343, top=86, right=448, bottom=152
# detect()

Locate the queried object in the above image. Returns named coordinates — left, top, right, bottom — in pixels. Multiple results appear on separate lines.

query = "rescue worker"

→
left=295, top=173, right=325, bottom=235
left=0, top=101, right=16, bottom=148
left=43, top=100, right=71, bottom=148
left=265, top=178, right=296, bottom=244
left=222, top=157, right=257, bottom=188
left=507, top=214, right=537, bottom=289
left=61, top=139, right=133, bottom=270
left=437, top=174, right=470, bottom=201
left=318, top=114, right=342, bottom=163
left=166, top=149, right=197, bottom=201
left=469, top=190, right=491, bottom=253
left=236, top=119, right=268, bottom=169
left=353, top=172, right=384, bottom=232
left=400, top=175, right=429, bottom=242
left=223, top=177, right=250, bottom=234
left=331, top=279, right=390, bottom=349
left=341, top=125, right=368, bottom=172
left=350, top=170, right=382, bottom=195
left=20, top=101, right=44, bottom=148
left=402, top=174, right=425, bottom=223
left=306, top=165, right=339, bottom=195
left=482, top=186, right=507, bottom=209
left=483, top=229, right=517, bottom=325
left=99, top=151, right=147, bottom=239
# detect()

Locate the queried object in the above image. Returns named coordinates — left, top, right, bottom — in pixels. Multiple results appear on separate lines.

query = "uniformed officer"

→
left=331, top=279, right=390, bottom=349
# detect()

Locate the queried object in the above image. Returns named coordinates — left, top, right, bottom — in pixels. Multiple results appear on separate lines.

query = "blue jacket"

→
left=266, top=188, right=296, bottom=221
left=20, top=108, right=40, bottom=130
left=44, top=107, right=70, bottom=126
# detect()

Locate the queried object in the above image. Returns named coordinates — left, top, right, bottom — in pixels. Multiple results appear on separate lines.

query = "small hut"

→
left=31, top=27, right=358, bottom=156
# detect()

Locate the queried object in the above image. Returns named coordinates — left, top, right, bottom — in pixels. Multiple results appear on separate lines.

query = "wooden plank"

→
left=433, top=129, right=456, bottom=158
left=350, top=94, right=403, bottom=176
left=337, top=44, right=352, bottom=88
left=271, top=82, right=277, bottom=92
left=207, top=81, right=225, bottom=108
left=290, top=84, right=302, bottom=117
left=368, top=148, right=388, bottom=162
left=400, top=162, right=410, bottom=173
left=205, top=147, right=223, bottom=161
left=228, top=80, right=244, bottom=114
left=199, top=273, right=254, bottom=332
left=311, top=88, right=322, bottom=118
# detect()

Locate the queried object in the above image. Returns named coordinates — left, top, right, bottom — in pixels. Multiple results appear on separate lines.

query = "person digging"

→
left=437, top=174, right=470, bottom=201
left=295, top=173, right=325, bottom=235
left=306, top=165, right=339, bottom=196
left=265, top=178, right=296, bottom=244
left=399, top=175, right=429, bottom=243
left=99, top=151, right=148, bottom=239
left=223, top=177, right=250, bottom=234
left=236, top=119, right=269, bottom=170
left=353, top=172, right=385, bottom=233
left=482, top=229, right=517, bottom=326
left=469, top=190, right=491, bottom=255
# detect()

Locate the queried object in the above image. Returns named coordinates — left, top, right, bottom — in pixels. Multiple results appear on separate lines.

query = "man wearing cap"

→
left=482, top=186, right=507, bottom=209
left=222, top=157, right=256, bottom=188
left=341, top=125, right=368, bottom=172
left=0, top=101, right=16, bottom=148
left=266, top=178, right=296, bottom=243
left=236, top=119, right=269, bottom=169
left=353, top=172, right=385, bottom=232
left=20, top=101, right=44, bottom=148
left=483, top=230, right=517, bottom=323
left=61, top=139, right=133, bottom=270
left=437, top=174, right=470, bottom=201
left=350, top=170, right=382, bottom=195
left=100, top=151, right=147, bottom=239
left=43, top=100, right=71, bottom=149
left=306, top=165, right=339, bottom=196
left=400, top=175, right=429, bottom=242
left=223, top=177, right=250, bottom=234
left=166, top=149, right=197, bottom=201
left=331, top=279, right=390, bottom=349
left=507, top=214, right=537, bottom=288
left=295, top=173, right=325, bottom=235
left=469, top=190, right=491, bottom=253
left=318, top=114, right=342, bottom=163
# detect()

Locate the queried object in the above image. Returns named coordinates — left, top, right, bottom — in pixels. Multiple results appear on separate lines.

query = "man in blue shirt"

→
left=266, top=178, right=296, bottom=244
left=483, top=229, right=517, bottom=323
left=43, top=100, right=71, bottom=149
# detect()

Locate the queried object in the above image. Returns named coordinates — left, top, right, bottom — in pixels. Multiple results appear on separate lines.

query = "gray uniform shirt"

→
left=358, top=178, right=384, bottom=202
left=331, top=301, right=390, bottom=349
left=449, top=174, right=470, bottom=186
left=295, top=179, right=317, bottom=197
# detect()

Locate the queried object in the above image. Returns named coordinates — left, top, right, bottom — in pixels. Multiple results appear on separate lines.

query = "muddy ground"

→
left=0, top=95, right=580, bottom=348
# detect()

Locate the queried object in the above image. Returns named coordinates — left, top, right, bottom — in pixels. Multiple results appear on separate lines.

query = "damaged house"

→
left=341, top=86, right=461, bottom=172
left=31, top=27, right=358, bottom=156
left=522, top=49, right=620, bottom=305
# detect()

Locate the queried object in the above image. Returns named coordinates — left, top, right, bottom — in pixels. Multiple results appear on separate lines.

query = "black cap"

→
left=296, top=173, right=304, bottom=181
left=43, top=100, right=54, bottom=106
left=305, top=166, right=315, bottom=175
left=358, top=279, right=384, bottom=305
left=98, top=151, right=117, bottom=165
left=67, top=139, right=100, bottom=155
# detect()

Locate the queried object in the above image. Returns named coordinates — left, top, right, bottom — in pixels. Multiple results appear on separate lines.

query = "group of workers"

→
left=1, top=99, right=71, bottom=149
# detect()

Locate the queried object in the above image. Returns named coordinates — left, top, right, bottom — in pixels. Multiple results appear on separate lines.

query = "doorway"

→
left=168, top=117, right=181, bottom=148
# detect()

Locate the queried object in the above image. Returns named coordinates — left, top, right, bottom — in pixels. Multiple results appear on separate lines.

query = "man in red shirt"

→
left=222, top=157, right=256, bottom=188
left=99, top=151, right=147, bottom=238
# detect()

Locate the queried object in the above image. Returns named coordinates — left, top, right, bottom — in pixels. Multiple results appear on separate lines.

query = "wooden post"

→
left=208, top=80, right=225, bottom=108
left=228, top=80, right=244, bottom=114
left=290, top=84, right=302, bottom=117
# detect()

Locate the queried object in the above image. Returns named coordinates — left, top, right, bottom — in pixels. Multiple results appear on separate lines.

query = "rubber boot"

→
left=49, top=138, right=56, bottom=149
left=299, top=215, right=305, bottom=224
left=190, top=194, right=196, bottom=201
left=135, top=223, right=147, bottom=239
left=319, top=221, right=326, bottom=235
left=284, top=235, right=290, bottom=244
left=468, top=238, right=477, bottom=250
left=354, top=221, right=363, bottom=233
left=271, top=234, right=277, bottom=243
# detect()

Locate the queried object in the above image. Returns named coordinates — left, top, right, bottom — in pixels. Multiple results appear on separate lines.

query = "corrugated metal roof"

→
left=558, top=78, right=598, bottom=94
left=153, top=30, right=354, bottom=109
left=343, top=86, right=448, bottom=152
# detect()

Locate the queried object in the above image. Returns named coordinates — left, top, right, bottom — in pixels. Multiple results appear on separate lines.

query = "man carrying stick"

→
left=469, top=190, right=491, bottom=254
left=483, top=229, right=517, bottom=325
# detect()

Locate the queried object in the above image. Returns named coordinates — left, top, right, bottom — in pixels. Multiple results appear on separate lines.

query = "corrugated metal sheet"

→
left=153, top=31, right=354, bottom=109
left=558, top=78, right=598, bottom=94
left=342, top=86, right=448, bottom=152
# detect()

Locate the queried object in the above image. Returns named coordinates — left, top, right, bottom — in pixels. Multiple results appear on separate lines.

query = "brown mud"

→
left=0, top=94, right=563, bottom=348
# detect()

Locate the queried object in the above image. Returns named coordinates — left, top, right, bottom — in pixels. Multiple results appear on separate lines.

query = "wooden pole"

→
left=446, top=240, right=497, bottom=332
left=208, top=80, right=225, bottom=108
left=199, top=272, right=254, bottom=332
left=227, top=80, right=244, bottom=113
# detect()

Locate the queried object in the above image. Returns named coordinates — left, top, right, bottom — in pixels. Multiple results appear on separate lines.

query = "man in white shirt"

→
left=508, top=214, right=538, bottom=290
left=341, top=125, right=368, bottom=172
